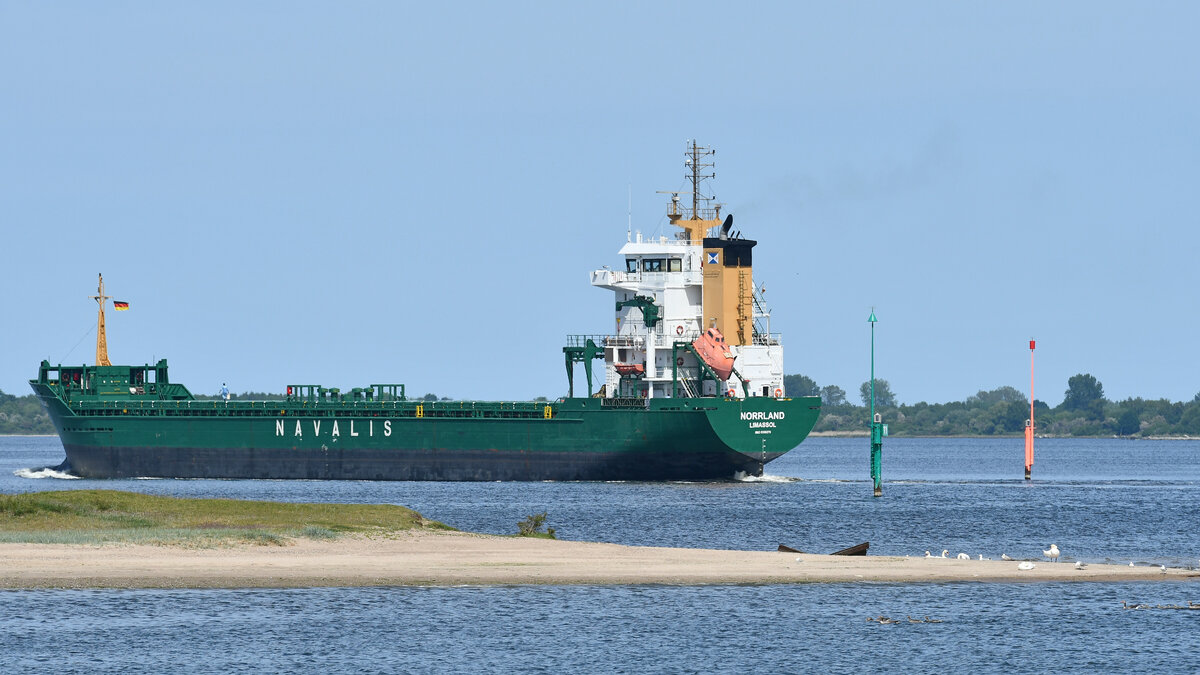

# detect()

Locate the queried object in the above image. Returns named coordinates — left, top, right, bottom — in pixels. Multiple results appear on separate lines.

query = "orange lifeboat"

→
left=614, top=363, right=645, bottom=376
left=692, top=328, right=735, bottom=381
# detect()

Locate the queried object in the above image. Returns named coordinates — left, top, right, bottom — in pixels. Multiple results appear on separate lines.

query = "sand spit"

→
left=3, top=532, right=1198, bottom=589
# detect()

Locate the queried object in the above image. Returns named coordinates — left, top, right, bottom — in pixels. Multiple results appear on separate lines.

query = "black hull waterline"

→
left=61, top=444, right=785, bottom=482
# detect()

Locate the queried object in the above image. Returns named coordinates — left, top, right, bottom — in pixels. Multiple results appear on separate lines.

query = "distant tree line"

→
left=784, top=373, right=1200, bottom=437
left=0, top=389, right=55, bottom=434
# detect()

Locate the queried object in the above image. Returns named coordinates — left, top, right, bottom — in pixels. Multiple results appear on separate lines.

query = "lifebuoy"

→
left=727, top=388, right=736, bottom=397
left=676, top=357, right=684, bottom=366
left=676, top=325, right=684, bottom=336
left=774, top=388, right=783, bottom=398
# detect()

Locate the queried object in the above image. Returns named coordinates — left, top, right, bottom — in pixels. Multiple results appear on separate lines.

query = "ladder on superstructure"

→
left=751, top=285, right=770, bottom=342
left=677, top=376, right=699, bottom=398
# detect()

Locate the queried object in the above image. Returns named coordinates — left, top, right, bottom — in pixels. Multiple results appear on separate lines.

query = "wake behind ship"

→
left=32, top=143, right=821, bottom=481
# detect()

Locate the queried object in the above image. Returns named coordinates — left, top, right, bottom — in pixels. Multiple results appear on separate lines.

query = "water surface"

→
left=3, top=435, right=1197, bottom=673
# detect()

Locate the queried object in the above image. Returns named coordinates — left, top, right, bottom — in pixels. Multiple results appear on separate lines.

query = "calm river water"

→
left=2, top=435, right=1197, bottom=673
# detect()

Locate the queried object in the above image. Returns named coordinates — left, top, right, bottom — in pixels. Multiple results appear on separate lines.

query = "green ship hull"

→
left=31, top=361, right=820, bottom=481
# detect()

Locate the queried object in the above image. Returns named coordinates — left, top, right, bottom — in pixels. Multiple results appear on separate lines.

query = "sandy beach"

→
left=2, top=532, right=1197, bottom=589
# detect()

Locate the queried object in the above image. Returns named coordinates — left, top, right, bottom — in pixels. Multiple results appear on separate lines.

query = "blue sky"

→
left=2, top=2, right=1197, bottom=405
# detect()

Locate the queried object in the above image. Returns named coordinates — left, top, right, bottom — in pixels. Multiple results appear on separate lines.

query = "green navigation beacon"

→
left=868, top=309, right=884, bottom=497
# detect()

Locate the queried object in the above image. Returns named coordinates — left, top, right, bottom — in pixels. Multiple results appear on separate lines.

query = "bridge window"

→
left=643, top=259, right=664, bottom=272
left=668, top=258, right=682, bottom=272
left=626, top=258, right=638, bottom=273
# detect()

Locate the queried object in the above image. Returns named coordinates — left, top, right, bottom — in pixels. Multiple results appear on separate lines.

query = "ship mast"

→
left=92, top=273, right=112, bottom=366
left=687, top=140, right=715, bottom=220
left=668, top=141, right=720, bottom=243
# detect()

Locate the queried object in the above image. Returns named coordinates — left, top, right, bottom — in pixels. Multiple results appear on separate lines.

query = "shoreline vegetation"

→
left=6, top=371, right=1200, bottom=438
left=787, top=373, right=1200, bottom=438
left=1, top=491, right=1197, bottom=589
left=0, top=490, right=454, bottom=547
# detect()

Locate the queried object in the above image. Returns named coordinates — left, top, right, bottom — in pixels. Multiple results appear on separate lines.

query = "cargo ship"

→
left=31, top=143, right=821, bottom=481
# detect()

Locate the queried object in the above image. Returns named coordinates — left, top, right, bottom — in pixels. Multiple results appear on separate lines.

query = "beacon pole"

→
left=1025, top=339, right=1035, bottom=480
left=869, top=310, right=883, bottom=497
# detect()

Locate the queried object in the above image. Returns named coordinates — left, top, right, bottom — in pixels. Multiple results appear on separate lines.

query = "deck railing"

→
left=68, top=398, right=564, bottom=420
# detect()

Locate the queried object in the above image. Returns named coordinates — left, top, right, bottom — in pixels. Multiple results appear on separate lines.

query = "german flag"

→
left=113, top=301, right=130, bottom=311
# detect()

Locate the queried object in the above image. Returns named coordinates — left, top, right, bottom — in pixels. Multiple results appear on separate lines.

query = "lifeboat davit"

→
left=692, top=328, right=735, bottom=381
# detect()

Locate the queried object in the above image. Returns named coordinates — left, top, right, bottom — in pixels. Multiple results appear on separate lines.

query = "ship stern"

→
left=701, top=396, right=821, bottom=474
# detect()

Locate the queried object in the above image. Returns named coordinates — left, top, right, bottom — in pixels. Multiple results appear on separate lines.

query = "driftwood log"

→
left=830, top=542, right=869, bottom=556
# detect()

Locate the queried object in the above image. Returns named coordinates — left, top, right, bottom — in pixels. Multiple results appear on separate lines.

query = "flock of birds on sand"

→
left=921, top=544, right=1062, bottom=566
left=916, top=544, right=1175, bottom=572
left=866, top=545, right=1194, bottom=624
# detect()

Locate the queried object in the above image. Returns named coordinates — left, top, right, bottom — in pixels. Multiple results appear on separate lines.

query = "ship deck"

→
left=63, top=397, right=561, bottom=420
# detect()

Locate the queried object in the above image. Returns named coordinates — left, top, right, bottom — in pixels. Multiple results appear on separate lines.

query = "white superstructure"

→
left=576, top=142, right=787, bottom=401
